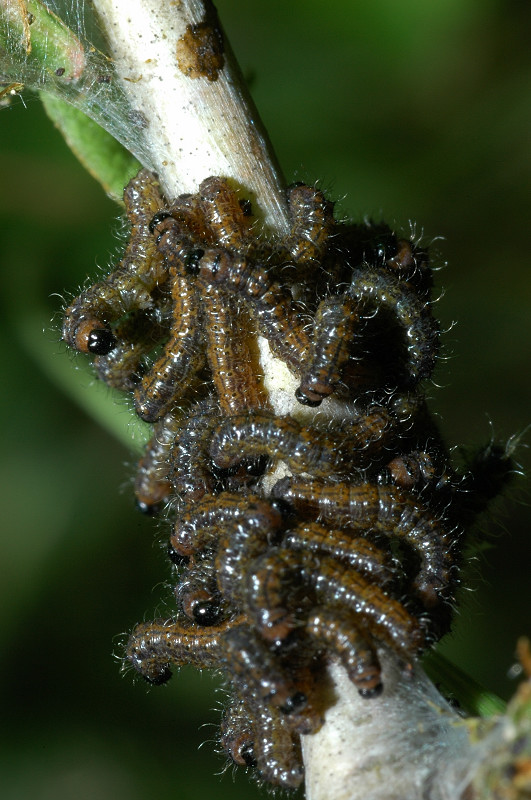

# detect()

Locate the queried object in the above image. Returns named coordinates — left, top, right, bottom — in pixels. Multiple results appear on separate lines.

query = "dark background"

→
left=1, top=1, right=530, bottom=798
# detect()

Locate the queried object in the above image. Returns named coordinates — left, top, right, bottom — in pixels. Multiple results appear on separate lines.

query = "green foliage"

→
left=41, top=94, right=141, bottom=203
left=0, top=0, right=85, bottom=83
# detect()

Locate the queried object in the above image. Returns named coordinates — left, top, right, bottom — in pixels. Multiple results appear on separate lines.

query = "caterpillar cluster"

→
left=62, top=169, right=511, bottom=789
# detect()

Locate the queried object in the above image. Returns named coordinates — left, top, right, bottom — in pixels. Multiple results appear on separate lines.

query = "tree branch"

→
left=91, top=0, right=288, bottom=231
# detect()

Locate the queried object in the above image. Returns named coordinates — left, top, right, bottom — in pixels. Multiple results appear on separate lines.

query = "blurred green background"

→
left=1, top=1, right=530, bottom=798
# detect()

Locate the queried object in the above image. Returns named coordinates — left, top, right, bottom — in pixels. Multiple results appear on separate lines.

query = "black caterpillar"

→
left=62, top=169, right=512, bottom=789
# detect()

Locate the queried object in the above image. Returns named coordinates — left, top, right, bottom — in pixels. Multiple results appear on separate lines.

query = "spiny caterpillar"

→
left=62, top=169, right=512, bottom=789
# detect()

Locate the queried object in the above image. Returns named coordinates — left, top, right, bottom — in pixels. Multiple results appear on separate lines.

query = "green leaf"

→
left=41, top=93, right=141, bottom=203
left=0, top=0, right=85, bottom=82
left=1, top=1, right=149, bottom=172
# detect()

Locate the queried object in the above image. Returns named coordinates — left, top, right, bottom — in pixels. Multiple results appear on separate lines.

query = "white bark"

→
left=303, top=657, right=471, bottom=800
left=91, top=0, right=289, bottom=233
